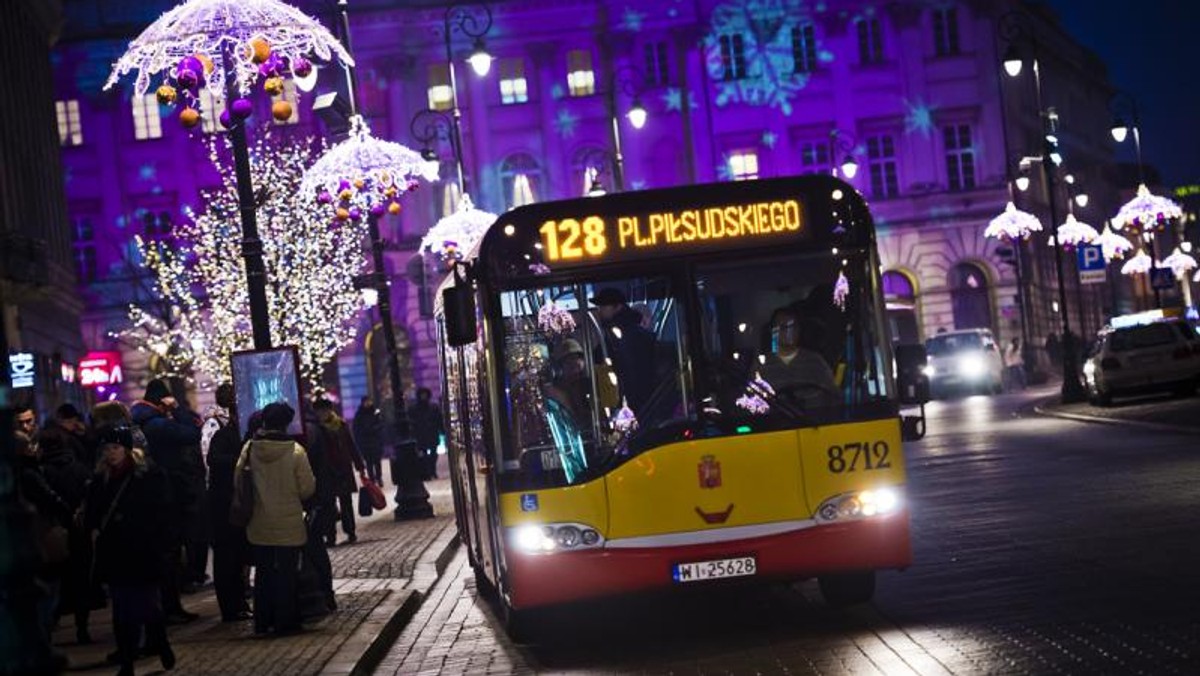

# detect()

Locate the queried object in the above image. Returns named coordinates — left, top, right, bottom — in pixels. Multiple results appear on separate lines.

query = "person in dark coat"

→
left=83, top=425, right=176, bottom=676
left=410, top=388, right=444, bottom=480
left=37, top=424, right=100, bottom=644
left=51, top=403, right=94, bottom=469
left=205, top=387, right=251, bottom=623
left=14, top=430, right=73, bottom=641
left=307, top=398, right=364, bottom=547
left=351, top=397, right=385, bottom=485
left=589, top=288, right=658, bottom=419
left=130, top=378, right=201, bottom=624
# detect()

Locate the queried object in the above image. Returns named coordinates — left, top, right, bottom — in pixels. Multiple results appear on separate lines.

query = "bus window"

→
left=498, top=278, right=686, bottom=487
left=694, top=251, right=893, bottom=428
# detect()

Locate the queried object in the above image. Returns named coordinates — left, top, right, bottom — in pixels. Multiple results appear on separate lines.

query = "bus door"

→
left=462, top=341, right=500, bottom=581
left=445, top=343, right=487, bottom=570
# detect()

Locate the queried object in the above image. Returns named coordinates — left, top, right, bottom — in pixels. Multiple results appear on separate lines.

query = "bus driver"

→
left=759, top=308, right=839, bottom=410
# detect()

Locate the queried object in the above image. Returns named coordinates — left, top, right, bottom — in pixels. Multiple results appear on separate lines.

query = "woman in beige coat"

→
left=234, top=402, right=315, bottom=636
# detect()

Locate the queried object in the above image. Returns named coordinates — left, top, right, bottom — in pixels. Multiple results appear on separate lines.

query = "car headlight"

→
left=1082, top=360, right=1096, bottom=377
left=511, top=522, right=604, bottom=554
left=958, top=354, right=986, bottom=378
left=921, top=365, right=936, bottom=377
left=815, top=487, right=903, bottom=523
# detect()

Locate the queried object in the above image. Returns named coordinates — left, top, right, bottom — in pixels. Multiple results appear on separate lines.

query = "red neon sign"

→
left=79, top=351, right=123, bottom=388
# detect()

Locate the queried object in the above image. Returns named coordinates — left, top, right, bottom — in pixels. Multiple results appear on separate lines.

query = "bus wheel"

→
left=818, top=571, right=876, bottom=607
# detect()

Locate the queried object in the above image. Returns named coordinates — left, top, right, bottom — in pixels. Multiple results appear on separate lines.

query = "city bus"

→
left=434, top=175, right=923, bottom=636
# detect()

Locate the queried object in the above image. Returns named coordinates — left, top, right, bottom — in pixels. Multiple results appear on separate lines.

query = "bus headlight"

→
left=815, top=488, right=903, bottom=523
left=511, top=522, right=604, bottom=554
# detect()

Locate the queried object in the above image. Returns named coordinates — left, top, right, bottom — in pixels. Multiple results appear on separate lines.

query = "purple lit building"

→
left=53, top=0, right=1129, bottom=408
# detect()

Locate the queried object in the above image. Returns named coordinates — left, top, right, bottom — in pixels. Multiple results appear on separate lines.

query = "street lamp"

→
left=579, top=147, right=614, bottom=197
left=1109, top=91, right=1145, bottom=184
left=830, top=129, right=858, bottom=179
left=410, top=108, right=462, bottom=194
left=999, top=10, right=1087, bottom=403
left=442, top=2, right=493, bottom=197
left=605, top=63, right=649, bottom=191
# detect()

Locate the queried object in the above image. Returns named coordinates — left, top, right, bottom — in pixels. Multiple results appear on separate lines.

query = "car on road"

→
left=923, top=328, right=1004, bottom=397
left=1082, top=314, right=1200, bottom=406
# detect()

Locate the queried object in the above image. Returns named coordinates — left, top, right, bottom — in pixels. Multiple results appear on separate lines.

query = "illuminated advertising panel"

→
left=79, top=351, right=124, bottom=388
left=230, top=347, right=304, bottom=437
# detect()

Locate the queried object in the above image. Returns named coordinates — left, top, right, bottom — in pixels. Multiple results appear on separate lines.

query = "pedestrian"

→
left=1044, top=332, right=1062, bottom=368
left=14, top=429, right=73, bottom=641
left=204, top=384, right=252, bottom=623
left=1004, top=337, right=1026, bottom=391
left=410, top=388, right=444, bottom=480
left=307, top=398, right=364, bottom=547
left=14, top=404, right=38, bottom=438
left=83, top=425, right=176, bottom=676
left=130, top=379, right=202, bottom=624
left=351, top=397, right=385, bottom=485
left=235, top=402, right=315, bottom=636
left=50, top=403, right=94, bottom=468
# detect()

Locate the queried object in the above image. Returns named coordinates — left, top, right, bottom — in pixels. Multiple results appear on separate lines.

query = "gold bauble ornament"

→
left=388, top=202, right=402, bottom=215
left=249, top=37, right=271, bottom=64
left=338, top=188, right=353, bottom=201
left=271, top=100, right=293, bottom=122
left=195, top=53, right=214, bottom=75
left=353, top=178, right=365, bottom=190
left=263, top=77, right=284, bottom=95
left=335, top=208, right=350, bottom=221
left=155, top=84, right=177, bottom=105
left=179, top=107, right=201, bottom=128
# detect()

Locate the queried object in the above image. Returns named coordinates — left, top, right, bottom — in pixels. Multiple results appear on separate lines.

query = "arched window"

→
left=571, top=146, right=611, bottom=196
left=949, top=262, right=992, bottom=330
left=499, top=153, right=542, bottom=209
left=882, top=270, right=920, bottom=344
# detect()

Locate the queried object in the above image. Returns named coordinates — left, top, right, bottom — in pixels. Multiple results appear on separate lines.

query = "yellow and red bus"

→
left=435, top=175, right=921, bottom=635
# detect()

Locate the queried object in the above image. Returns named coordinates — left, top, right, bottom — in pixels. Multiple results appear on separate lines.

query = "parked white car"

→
left=923, top=329, right=1005, bottom=397
left=1082, top=316, right=1200, bottom=406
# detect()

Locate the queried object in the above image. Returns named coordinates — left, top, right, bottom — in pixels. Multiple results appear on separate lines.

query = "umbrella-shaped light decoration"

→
left=301, top=115, right=439, bottom=222
left=1162, top=247, right=1198, bottom=278
left=984, top=202, right=1042, bottom=241
left=1112, top=183, right=1183, bottom=232
left=1052, top=213, right=1099, bottom=249
left=1120, top=250, right=1154, bottom=276
left=420, top=194, right=498, bottom=264
left=104, top=0, right=353, bottom=127
left=1095, top=225, right=1134, bottom=262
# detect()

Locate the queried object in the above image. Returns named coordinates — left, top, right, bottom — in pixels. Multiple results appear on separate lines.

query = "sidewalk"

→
left=1033, top=390, right=1200, bottom=433
left=52, top=460, right=460, bottom=675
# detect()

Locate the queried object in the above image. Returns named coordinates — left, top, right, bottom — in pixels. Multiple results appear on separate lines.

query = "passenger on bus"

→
left=543, top=338, right=592, bottom=431
left=589, top=288, right=657, bottom=420
left=759, top=308, right=839, bottom=410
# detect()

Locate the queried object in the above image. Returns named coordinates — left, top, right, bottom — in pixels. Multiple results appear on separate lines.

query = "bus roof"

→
left=475, top=174, right=873, bottom=286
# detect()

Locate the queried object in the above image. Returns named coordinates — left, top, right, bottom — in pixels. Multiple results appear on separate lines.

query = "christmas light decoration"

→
left=1095, top=226, right=1134, bottom=262
left=985, top=201, right=1042, bottom=241
left=537, top=301, right=577, bottom=336
left=1052, top=213, right=1099, bottom=249
left=123, top=131, right=371, bottom=388
left=1112, top=183, right=1183, bottom=232
left=420, top=194, right=497, bottom=264
left=1120, top=250, right=1153, bottom=276
left=1162, top=248, right=1198, bottom=278
left=833, top=270, right=850, bottom=310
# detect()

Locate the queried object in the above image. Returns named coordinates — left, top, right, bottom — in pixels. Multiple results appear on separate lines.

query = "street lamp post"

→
left=604, top=64, right=648, bottom=191
left=442, top=2, right=493, bottom=198
left=829, top=129, right=859, bottom=179
left=580, top=147, right=615, bottom=196
left=999, top=11, right=1087, bottom=404
left=1109, top=92, right=1166, bottom=309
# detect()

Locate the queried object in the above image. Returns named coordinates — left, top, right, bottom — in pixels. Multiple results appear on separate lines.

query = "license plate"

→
left=672, top=556, right=757, bottom=583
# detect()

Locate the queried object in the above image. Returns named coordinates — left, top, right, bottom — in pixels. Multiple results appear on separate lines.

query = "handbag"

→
left=229, top=452, right=255, bottom=528
left=36, top=517, right=70, bottom=565
left=361, top=475, right=386, bottom=510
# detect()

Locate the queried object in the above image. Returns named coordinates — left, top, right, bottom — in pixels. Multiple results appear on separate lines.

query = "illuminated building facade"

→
left=53, top=0, right=1125, bottom=407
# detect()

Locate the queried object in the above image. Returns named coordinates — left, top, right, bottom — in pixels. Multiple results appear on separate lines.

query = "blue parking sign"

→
left=1076, top=244, right=1106, bottom=285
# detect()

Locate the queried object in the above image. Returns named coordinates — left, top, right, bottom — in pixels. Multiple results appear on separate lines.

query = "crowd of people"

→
left=10, top=378, right=445, bottom=676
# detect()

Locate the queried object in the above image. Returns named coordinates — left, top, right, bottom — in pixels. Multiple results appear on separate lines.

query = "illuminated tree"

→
left=122, top=129, right=371, bottom=389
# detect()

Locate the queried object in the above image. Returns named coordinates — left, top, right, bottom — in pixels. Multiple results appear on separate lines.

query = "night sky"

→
left=1044, top=0, right=1200, bottom=188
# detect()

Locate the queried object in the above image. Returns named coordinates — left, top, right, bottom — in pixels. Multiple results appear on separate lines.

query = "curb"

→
left=345, top=527, right=462, bottom=676
left=1032, top=402, right=1198, bottom=435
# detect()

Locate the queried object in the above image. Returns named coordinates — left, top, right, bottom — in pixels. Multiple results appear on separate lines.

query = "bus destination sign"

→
left=536, top=198, right=805, bottom=265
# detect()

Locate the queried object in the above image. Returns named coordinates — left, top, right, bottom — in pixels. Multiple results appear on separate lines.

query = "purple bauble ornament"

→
left=178, top=57, right=203, bottom=77
left=231, top=98, right=253, bottom=119
left=369, top=202, right=387, bottom=217
left=219, top=110, right=232, bottom=129
left=348, top=207, right=362, bottom=221
left=177, top=69, right=199, bottom=89
left=292, top=57, right=313, bottom=78
left=317, top=191, right=333, bottom=205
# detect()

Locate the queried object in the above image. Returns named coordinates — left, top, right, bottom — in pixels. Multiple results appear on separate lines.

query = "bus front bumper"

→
left=504, top=512, right=911, bottom=610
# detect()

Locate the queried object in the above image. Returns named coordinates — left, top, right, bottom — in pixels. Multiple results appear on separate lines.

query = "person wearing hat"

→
left=589, top=288, right=657, bottom=420
left=236, top=401, right=315, bottom=636
left=544, top=338, right=592, bottom=430
left=83, top=425, right=176, bottom=675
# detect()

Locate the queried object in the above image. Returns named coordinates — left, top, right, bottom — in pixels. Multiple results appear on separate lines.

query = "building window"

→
left=798, top=140, right=830, bottom=174
left=56, top=100, right=83, bottom=146
left=728, top=150, right=758, bottom=181
left=199, top=90, right=225, bottom=133
left=949, top=263, right=992, bottom=331
left=644, top=41, right=670, bottom=86
left=866, top=135, right=899, bottom=199
left=142, top=210, right=172, bottom=238
left=932, top=7, right=960, bottom=57
left=132, top=94, right=163, bottom=140
left=719, top=34, right=747, bottom=80
left=567, top=50, right=595, bottom=97
left=499, top=58, right=528, bottom=104
left=72, top=215, right=96, bottom=283
left=856, top=17, right=884, bottom=64
left=272, top=80, right=299, bottom=125
left=944, top=124, right=976, bottom=190
left=428, top=64, right=452, bottom=111
left=500, top=153, right=542, bottom=209
left=792, top=23, right=817, bottom=73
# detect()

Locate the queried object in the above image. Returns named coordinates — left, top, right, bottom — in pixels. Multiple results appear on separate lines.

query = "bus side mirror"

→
left=894, top=343, right=930, bottom=405
left=443, top=283, right=477, bottom=347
